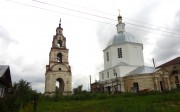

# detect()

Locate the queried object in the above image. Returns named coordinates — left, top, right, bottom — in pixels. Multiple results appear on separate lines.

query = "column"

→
left=155, top=78, right=159, bottom=91
left=167, top=77, right=171, bottom=90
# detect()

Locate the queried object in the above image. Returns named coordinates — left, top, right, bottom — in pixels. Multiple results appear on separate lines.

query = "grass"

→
left=37, top=89, right=180, bottom=112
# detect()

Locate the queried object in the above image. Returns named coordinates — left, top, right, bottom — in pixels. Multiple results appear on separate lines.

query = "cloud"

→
left=0, top=25, right=18, bottom=64
left=11, top=72, right=45, bottom=93
left=72, top=74, right=90, bottom=90
left=96, top=23, right=116, bottom=50
left=152, top=10, right=180, bottom=65
left=32, top=82, right=44, bottom=93
left=0, top=25, right=17, bottom=47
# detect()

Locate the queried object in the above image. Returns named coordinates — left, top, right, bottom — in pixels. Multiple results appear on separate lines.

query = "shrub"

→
left=0, top=79, right=39, bottom=112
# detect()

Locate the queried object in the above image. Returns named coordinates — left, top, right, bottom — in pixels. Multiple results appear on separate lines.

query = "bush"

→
left=19, top=102, right=33, bottom=112
left=0, top=79, right=39, bottom=112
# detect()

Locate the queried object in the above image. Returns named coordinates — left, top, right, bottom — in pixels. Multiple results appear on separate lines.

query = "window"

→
left=59, top=68, right=61, bottom=71
left=107, top=71, right=109, bottom=78
left=102, top=73, right=104, bottom=79
left=106, top=52, right=109, bottom=61
left=0, top=87, right=4, bottom=98
left=117, top=48, right=122, bottom=58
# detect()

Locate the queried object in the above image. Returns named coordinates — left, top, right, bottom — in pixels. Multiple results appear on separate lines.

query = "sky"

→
left=0, top=0, right=180, bottom=93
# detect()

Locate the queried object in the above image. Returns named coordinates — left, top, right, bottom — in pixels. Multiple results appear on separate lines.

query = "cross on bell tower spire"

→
left=56, top=18, right=63, bottom=35
left=59, top=18, right=61, bottom=27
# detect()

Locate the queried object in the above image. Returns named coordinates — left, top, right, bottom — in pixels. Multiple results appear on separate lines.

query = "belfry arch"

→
left=45, top=19, right=72, bottom=96
left=57, top=40, right=62, bottom=47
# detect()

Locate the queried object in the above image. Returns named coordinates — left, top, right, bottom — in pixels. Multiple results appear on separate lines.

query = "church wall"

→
left=99, top=66, right=119, bottom=81
left=99, top=65, right=132, bottom=82
left=124, top=74, right=155, bottom=92
left=169, top=76, right=177, bottom=89
left=127, top=43, right=144, bottom=66
left=111, top=44, right=128, bottom=67
left=103, top=47, right=112, bottom=69
left=104, top=43, right=144, bottom=68
left=119, top=66, right=137, bottom=77
left=157, top=64, right=180, bottom=89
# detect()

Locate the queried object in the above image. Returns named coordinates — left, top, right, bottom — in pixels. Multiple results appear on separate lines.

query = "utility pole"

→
left=152, top=58, right=156, bottom=68
left=89, top=75, right=91, bottom=92
left=115, top=73, right=118, bottom=93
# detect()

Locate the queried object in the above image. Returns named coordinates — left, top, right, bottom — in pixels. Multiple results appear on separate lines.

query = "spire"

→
left=116, top=10, right=125, bottom=33
left=56, top=18, right=63, bottom=35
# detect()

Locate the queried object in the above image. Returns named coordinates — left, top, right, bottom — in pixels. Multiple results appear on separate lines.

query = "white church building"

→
left=99, top=14, right=155, bottom=93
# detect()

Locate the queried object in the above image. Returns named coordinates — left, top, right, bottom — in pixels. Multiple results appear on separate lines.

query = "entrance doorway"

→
left=56, top=78, right=64, bottom=95
left=107, top=86, right=111, bottom=94
left=160, top=81, right=164, bottom=91
left=133, top=82, right=139, bottom=92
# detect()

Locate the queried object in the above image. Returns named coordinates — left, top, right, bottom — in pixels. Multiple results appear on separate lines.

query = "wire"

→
left=4, top=0, right=180, bottom=38
left=31, top=0, right=180, bottom=36
left=32, top=0, right=116, bottom=21
left=126, top=22, right=180, bottom=36
left=5, top=0, right=115, bottom=24
left=53, top=0, right=179, bottom=32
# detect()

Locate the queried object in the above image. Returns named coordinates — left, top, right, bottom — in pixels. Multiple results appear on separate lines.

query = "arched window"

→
left=57, top=53, right=62, bottom=63
left=57, top=40, right=62, bottom=47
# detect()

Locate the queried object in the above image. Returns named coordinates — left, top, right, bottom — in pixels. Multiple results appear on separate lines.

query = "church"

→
left=43, top=16, right=180, bottom=96
left=98, top=13, right=180, bottom=93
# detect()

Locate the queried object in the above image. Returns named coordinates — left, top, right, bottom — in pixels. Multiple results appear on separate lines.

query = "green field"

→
left=37, top=90, right=180, bottom=112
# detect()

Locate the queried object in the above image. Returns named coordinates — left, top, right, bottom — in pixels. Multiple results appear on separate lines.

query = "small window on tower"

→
left=117, top=48, right=122, bottom=58
left=59, top=68, right=61, bottom=71
left=106, top=52, right=109, bottom=61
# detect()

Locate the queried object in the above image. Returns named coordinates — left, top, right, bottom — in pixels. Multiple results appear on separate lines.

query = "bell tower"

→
left=45, top=19, right=72, bottom=96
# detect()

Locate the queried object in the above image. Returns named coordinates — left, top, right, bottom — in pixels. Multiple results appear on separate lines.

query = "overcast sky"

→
left=0, top=0, right=180, bottom=93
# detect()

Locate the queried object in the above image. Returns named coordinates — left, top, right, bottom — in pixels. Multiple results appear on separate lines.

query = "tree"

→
left=73, top=85, right=83, bottom=95
left=14, top=79, right=36, bottom=106
left=0, top=79, right=38, bottom=112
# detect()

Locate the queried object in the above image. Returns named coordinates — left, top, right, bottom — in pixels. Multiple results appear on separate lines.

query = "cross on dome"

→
left=118, top=9, right=122, bottom=23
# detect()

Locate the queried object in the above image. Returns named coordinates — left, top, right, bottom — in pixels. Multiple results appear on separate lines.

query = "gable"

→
left=0, top=65, right=12, bottom=87
left=156, top=57, right=180, bottom=68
